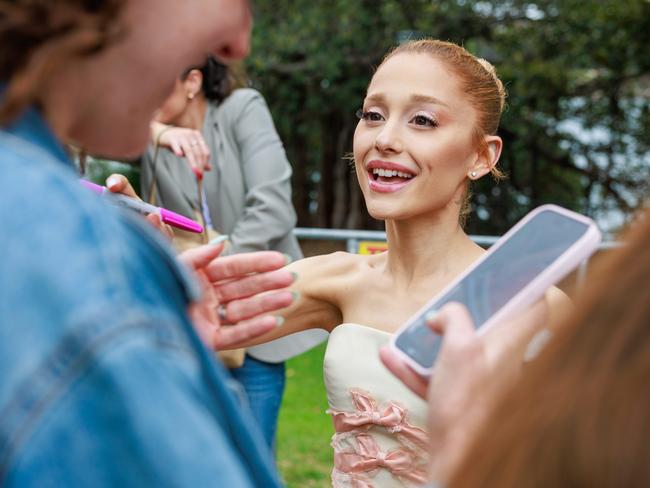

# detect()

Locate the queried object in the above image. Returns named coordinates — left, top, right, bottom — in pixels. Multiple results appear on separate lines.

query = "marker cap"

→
left=160, top=208, right=204, bottom=234
left=79, top=179, right=106, bottom=195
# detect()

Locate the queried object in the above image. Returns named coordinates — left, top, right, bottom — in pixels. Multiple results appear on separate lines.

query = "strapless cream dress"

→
left=323, top=324, right=429, bottom=487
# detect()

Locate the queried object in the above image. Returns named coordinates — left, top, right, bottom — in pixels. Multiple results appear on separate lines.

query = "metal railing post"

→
left=347, top=238, right=359, bottom=254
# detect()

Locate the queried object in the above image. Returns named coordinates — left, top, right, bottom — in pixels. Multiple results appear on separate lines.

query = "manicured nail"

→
left=291, top=291, right=301, bottom=302
left=291, top=272, right=299, bottom=283
left=106, top=175, right=120, bottom=189
left=283, top=254, right=293, bottom=265
left=275, top=316, right=285, bottom=327
left=209, top=235, right=229, bottom=245
left=425, top=310, right=438, bottom=323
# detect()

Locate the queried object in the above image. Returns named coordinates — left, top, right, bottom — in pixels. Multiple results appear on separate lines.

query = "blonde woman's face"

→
left=353, top=52, right=480, bottom=222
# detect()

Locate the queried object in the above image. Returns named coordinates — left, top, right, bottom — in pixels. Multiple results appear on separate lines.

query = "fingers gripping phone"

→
left=391, top=205, right=602, bottom=376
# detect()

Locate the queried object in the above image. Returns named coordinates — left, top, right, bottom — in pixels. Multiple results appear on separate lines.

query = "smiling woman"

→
left=354, top=41, right=505, bottom=224
left=228, top=39, right=567, bottom=488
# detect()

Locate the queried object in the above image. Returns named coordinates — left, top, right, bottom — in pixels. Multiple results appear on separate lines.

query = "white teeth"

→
left=371, top=168, right=413, bottom=179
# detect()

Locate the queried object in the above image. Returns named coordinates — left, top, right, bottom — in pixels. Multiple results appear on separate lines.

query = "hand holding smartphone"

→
left=390, top=205, right=601, bottom=376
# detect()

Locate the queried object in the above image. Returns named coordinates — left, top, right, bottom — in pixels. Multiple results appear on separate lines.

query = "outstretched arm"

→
left=225, top=251, right=357, bottom=349
left=180, top=244, right=296, bottom=350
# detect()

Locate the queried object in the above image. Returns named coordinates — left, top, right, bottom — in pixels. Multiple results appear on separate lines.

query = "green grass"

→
left=276, top=343, right=333, bottom=487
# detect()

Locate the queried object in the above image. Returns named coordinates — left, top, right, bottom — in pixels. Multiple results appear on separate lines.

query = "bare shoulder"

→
left=286, top=251, right=371, bottom=300
left=288, top=251, right=365, bottom=285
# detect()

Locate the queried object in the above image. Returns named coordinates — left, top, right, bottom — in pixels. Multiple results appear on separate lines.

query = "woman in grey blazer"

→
left=140, top=58, right=326, bottom=449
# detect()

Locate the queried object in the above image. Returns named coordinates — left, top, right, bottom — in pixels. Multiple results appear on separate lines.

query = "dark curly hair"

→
left=0, top=0, right=126, bottom=125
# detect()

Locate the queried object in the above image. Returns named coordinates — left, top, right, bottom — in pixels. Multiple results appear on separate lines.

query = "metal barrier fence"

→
left=294, top=227, right=620, bottom=291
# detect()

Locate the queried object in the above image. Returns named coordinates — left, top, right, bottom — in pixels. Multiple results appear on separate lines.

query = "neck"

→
left=177, top=95, right=208, bottom=130
left=382, top=203, right=483, bottom=289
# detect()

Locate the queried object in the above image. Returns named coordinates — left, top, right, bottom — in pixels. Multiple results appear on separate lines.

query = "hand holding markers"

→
left=82, top=174, right=295, bottom=351
left=81, top=176, right=203, bottom=234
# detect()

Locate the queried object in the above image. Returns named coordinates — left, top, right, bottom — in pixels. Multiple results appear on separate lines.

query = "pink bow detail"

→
left=331, top=390, right=405, bottom=431
left=334, top=434, right=428, bottom=485
left=329, top=389, right=428, bottom=450
left=331, top=469, right=374, bottom=488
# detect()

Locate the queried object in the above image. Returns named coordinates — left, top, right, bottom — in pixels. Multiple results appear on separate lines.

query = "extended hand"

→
left=179, top=245, right=295, bottom=351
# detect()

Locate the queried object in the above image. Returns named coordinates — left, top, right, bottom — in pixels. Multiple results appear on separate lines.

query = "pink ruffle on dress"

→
left=323, top=324, right=429, bottom=487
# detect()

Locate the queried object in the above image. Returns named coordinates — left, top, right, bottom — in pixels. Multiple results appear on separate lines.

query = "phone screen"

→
left=394, top=208, right=590, bottom=369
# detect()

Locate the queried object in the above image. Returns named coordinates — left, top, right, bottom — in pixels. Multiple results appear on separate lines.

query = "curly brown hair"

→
left=0, top=0, right=126, bottom=125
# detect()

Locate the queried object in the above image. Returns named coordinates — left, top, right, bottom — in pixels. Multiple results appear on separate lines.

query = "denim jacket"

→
left=0, top=109, right=282, bottom=487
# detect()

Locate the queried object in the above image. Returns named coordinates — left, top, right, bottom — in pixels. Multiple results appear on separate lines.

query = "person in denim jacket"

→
left=0, top=1, right=295, bottom=485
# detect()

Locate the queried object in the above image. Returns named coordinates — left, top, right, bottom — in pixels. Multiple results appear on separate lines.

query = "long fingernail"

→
left=275, top=316, right=285, bottom=327
left=283, top=254, right=293, bottom=265
left=209, top=235, right=229, bottom=245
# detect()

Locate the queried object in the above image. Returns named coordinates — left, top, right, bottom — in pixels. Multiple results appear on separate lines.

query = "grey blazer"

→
left=141, top=88, right=326, bottom=361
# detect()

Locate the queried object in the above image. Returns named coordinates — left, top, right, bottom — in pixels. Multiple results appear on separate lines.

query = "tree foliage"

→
left=247, top=0, right=650, bottom=234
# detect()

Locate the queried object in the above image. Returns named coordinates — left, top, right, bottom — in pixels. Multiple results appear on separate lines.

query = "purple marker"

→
left=80, top=179, right=203, bottom=234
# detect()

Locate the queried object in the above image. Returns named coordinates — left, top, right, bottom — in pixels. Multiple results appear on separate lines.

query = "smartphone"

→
left=390, top=204, right=602, bottom=376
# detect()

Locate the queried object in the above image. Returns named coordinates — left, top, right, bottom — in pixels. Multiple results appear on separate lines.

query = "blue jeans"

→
left=230, top=354, right=286, bottom=451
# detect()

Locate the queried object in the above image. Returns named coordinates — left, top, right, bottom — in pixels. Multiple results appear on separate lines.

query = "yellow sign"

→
left=358, top=241, right=388, bottom=255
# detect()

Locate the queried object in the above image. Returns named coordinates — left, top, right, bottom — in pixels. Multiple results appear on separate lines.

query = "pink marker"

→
left=80, top=179, right=203, bottom=234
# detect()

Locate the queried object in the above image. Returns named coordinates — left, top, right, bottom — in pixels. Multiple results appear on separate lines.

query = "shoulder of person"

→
left=218, top=87, right=265, bottom=115
left=211, top=89, right=270, bottom=139
left=288, top=251, right=365, bottom=290
left=226, top=87, right=264, bottom=104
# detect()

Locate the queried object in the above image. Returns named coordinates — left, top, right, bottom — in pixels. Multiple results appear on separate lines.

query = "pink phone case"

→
left=390, top=204, right=602, bottom=376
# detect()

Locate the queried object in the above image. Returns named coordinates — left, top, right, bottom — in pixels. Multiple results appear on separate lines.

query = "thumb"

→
left=428, top=302, right=475, bottom=333
left=484, top=299, right=549, bottom=360
left=106, top=173, right=139, bottom=199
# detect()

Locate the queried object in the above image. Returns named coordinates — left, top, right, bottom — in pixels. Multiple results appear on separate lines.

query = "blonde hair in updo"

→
left=380, top=39, right=507, bottom=180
